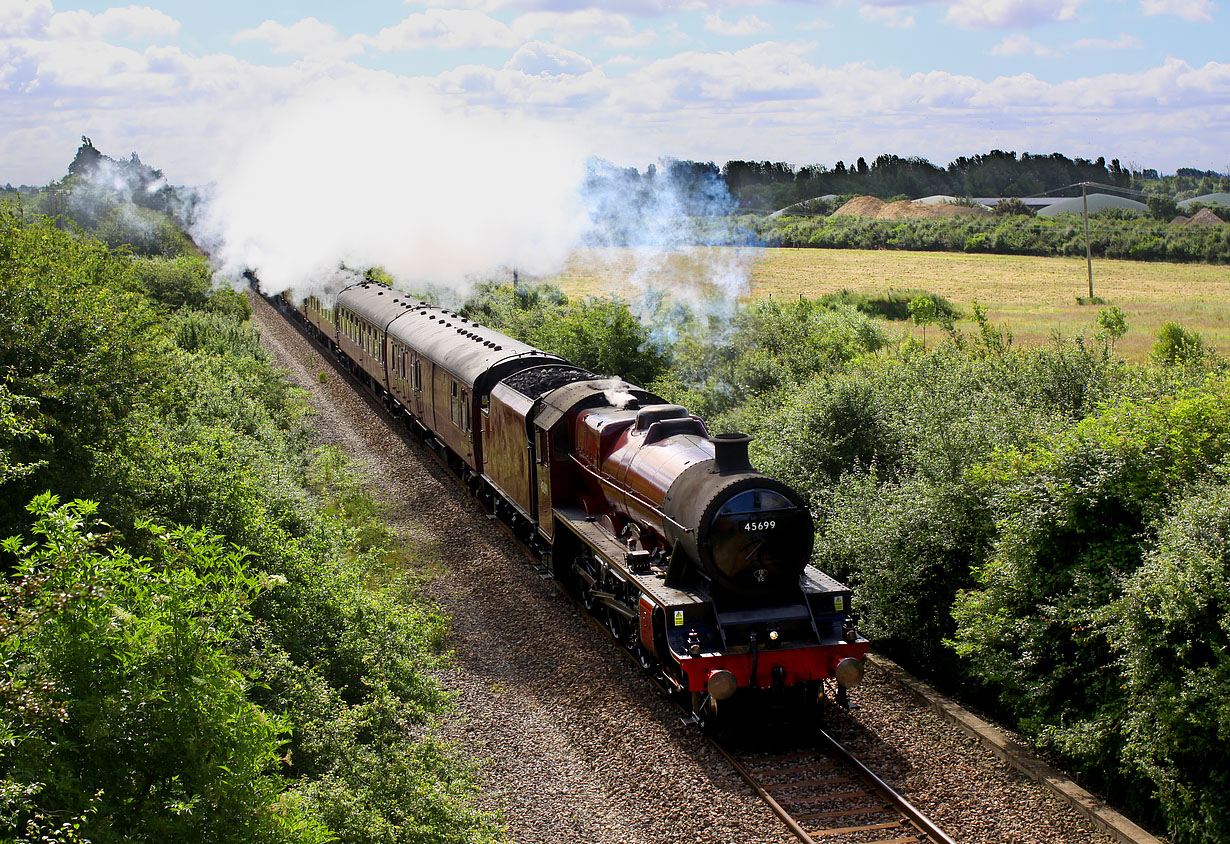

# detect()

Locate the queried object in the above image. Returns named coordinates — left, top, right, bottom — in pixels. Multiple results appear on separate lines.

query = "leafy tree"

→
left=953, top=377, right=1230, bottom=801
left=0, top=378, right=48, bottom=486
left=1147, top=195, right=1181, bottom=220
left=993, top=197, right=1035, bottom=217
left=1113, top=482, right=1230, bottom=844
left=908, top=296, right=938, bottom=349
left=1096, top=306, right=1128, bottom=351
left=460, top=282, right=666, bottom=386
left=0, top=496, right=324, bottom=844
left=0, top=208, right=166, bottom=531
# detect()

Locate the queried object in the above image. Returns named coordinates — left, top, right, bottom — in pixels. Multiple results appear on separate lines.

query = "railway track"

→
left=262, top=289, right=957, bottom=844
left=716, top=730, right=957, bottom=844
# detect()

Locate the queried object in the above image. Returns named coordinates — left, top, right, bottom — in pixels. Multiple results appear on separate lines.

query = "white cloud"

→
left=990, top=33, right=1055, bottom=56
left=1071, top=33, right=1143, bottom=50
left=46, top=6, right=180, bottom=42
left=703, top=12, right=772, bottom=35
left=605, top=54, right=645, bottom=66
left=234, top=18, right=363, bottom=61
left=604, top=28, right=659, bottom=48
left=796, top=18, right=835, bottom=31
left=0, top=0, right=52, bottom=37
left=860, top=5, right=916, bottom=28
left=368, top=10, right=517, bottom=51
left=511, top=10, right=636, bottom=43
left=1141, top=0, right=1216, bottom=21
left=405, top=0, right=769, bottom=13
left=944, top=0, right=1085, bottom=28
left=504, top=41, right=594, bottom=75
left=3, top=6, right=1229, bottom=189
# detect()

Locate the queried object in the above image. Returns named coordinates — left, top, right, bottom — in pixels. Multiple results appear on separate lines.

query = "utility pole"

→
left=1082, top=182, right=1093, bottom=299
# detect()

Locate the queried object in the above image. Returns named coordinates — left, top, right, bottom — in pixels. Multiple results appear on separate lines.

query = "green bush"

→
left=1153, top=322, right=1207, bottom=366
left=754, top=210, right=1230, bottom=264
left=817, top=288, right=961, bottom=322
left=1, top=208, right=497, bottom=844
left=1113, top=482, right=1230, bottom=844
left=0, top=496, right=325, bottom=844
left=953, top=376, right=1230, bottom=802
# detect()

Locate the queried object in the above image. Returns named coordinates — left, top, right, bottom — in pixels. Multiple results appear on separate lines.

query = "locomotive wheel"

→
left=692, top=692, right=720, bottom=735
left=635, top=646, right=656, bottom=670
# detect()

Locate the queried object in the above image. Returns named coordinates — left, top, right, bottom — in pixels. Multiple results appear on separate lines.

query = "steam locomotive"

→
left=280, top=278, right=869, bottom=727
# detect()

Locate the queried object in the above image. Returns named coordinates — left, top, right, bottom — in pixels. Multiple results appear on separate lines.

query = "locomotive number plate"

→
left=743, top=520, right=777, bottom=532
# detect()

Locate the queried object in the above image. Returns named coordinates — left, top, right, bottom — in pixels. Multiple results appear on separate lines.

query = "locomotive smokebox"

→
left=711, top=433, right=753, bottom=473
left=663, top=431, right=813, bottom=596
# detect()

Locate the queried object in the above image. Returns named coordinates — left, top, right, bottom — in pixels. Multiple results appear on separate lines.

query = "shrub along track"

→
left=249, top=289, right=1119, bottom=844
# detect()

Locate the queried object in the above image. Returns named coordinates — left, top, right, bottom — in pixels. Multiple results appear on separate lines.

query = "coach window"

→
left=481, top=394, right=489, bottom=418
left=451, top=382, right=460, bottom=426
left=537, top=429, right=549, bottom=466
left=461, top=389, right=470, bottom=431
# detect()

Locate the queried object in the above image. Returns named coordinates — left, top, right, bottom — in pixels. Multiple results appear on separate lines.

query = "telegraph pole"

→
left=1082, top=182, right=1093, bottom=299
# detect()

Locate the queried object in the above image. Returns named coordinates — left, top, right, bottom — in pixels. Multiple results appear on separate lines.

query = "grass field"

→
left=546, top=247, right=1230, bottom=361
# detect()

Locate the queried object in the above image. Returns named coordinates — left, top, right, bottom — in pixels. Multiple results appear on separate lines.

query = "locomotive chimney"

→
left=711, top=433, right=753, bottom=473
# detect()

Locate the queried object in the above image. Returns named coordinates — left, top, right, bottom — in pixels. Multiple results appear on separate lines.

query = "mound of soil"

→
left=877, top=200, right=990, bottom=220
left=832, top=195, right=990, bottom=220
left=833, top=196, right=887, bottom=217
left=1187, top=208, right=1226, bottom=226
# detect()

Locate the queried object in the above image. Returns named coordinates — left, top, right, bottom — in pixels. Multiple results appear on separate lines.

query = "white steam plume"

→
left=194, top=80, right=591, bottom=302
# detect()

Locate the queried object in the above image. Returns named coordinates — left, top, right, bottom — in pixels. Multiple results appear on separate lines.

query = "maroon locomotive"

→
left=287, top=278, right=869, bottom=727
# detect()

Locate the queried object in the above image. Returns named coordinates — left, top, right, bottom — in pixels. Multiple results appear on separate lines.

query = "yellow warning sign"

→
left=673, top=610, right=684, bottom=627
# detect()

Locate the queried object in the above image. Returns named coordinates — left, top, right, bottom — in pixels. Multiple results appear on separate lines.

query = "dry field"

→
left=545, top=247, right=1230, bottom=361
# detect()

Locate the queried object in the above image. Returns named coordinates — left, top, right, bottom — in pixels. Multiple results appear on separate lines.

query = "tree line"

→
left=582, top=150, right=1229, bottom=213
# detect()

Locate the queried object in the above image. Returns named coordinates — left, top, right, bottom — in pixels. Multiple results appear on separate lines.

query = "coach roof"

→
left=337, top=282, right=564, bottom=388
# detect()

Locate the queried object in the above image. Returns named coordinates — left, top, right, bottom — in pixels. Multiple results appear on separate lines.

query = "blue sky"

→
left=2, top=0, right=1227, bottom=185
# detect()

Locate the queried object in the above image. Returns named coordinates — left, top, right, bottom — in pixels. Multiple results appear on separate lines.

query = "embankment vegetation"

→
left=0, top=206, right=498, bottom=844
left=461, top=279, right=1230, bottom=844
left=752, top=211, right=1230, bottom=264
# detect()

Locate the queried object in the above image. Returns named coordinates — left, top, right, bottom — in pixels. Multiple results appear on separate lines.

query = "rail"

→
left=715, top=730, right=959, bottom=844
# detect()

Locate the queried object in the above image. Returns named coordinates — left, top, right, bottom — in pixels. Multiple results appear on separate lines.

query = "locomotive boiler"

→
left=283, top=278, right=869, bottom=727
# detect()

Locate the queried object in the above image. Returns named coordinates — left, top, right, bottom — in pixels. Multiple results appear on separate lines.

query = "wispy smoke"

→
left=193, top=80, right=590, bottom=303
left=189, top=79, right=758, bottom=344
left=580, top=157, right=760, bottom=350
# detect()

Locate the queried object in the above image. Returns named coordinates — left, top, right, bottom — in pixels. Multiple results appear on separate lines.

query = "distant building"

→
left=1178, top=192, right=1230, bottom=209
left=1036, top=194, right=1148, bottom=217
left=915, top=195, right=1064, bottom=211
